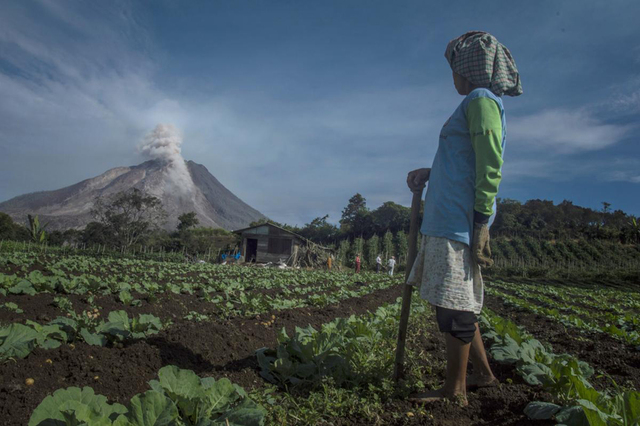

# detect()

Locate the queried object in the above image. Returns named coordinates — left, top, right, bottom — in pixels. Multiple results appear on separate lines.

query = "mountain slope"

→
left=0, top=160, right=265, bottom=231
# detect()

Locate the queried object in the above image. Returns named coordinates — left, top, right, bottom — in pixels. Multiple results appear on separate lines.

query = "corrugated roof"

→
left=233, top=222, right=332, bottom=251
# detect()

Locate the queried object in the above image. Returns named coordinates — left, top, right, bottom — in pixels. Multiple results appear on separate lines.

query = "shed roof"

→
left=233, top=222, right=332, bottom=251
left=233, top=222, right=306, bottom=241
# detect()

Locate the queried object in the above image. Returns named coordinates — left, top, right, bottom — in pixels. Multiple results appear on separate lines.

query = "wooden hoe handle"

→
left=393, top=187, right=424, bottom=382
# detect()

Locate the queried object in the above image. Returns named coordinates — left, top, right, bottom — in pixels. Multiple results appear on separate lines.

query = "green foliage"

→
left=28, top=386, right=127, bottom=426
left=0, top=323, right=39, bottom=360
left=177, top=212, right=199, bottom=231
left=382, top=230, right=394, bottom=261
left=394, top=232, right=408, bottom=265
left=98, top=311, right=163, bottom=344
left=91, top=189, right=167, bottom=249
left=481, top=308, right=640, bottom=424
left=336, top=240, right=350, bottom=267
left=0, top=212, right=17, bottom=240
left=492, top=198, right=639, bottom=244
left=340, top=194, right=367, bottom=231
left=1, top=301, right=23, bottom=314
left=27, top=214, right=48, bottom=243
left=28, top=366, right=265, bottom=426
left=184, top=311, right=209, bottom=322
left=0, top=308, right=164, bottom=356
left=256, top=303, right=418, bottom=390
left=118, top=290, right=141, bottom=307
left=364, top=235, right=380, bottom=267
left=297, top=215, right=339, bottom=245
left=82, top=221, right=114, bottom=246
left=351, top=237, right=364, bottom=264
left=148, top=365, right=266, bottom=425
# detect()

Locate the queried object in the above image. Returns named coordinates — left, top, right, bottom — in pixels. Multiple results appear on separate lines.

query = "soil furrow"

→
left=0, top=285, right=402, bottom=426
left=485, top=295, right=640, bottom=391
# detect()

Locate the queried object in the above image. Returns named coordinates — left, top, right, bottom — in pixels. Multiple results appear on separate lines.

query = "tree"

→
left=628, top=217, right=640, bottom=244
left=365, top=234, right=380, bottom=267
left=394, top=232, right=408, bottom=265
left=0, top=212, right=15, bottom=240
left=91, top=189, right=166, bottom=248
left=337, top=239, right=351, bottom=268
left=352, top=237, right=365, bottom=266
left=177, top=212, right=199, bottom=232
left=82, top=222, right=113, bottom=246
left=340, top=194, right=367, bottom=232
left=382, top=230, right=394, bottom=260
left=298, top=215, right=339, bottom=245
left=371, top=202, right=411, bottom=235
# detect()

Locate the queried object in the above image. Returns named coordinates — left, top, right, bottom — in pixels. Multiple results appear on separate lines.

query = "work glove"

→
left=472, top=222, right=493, bottom=268
left=407, top=168, right=431, bottom=192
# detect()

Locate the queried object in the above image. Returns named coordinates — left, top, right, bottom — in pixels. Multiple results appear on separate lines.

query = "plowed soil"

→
left=484, top=294, right=640, bottom=391
left=3, top=283, right=557, bottom=426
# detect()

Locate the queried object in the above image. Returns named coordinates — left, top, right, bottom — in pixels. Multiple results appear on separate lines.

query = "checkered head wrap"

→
left=445, top=31, right=522, bottom=97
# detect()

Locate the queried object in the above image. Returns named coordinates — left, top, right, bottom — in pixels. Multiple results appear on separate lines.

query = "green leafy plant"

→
left=28, top=366, right=266, bottom=425
left=0, top=323, right=39, bottom=360
left=184, top=311, right=209, bottom=322
left=27, top=214, right=48, bottom=243
left=1, top=302, right=23, bottom=314
left=481, top=308, right=640, bottom=425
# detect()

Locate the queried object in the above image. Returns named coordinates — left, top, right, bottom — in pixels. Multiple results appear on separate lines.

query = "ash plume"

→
left=139, top=124, right=195, bottom=195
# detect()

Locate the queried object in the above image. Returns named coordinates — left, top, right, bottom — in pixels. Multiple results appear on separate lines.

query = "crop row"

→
left=19, top=283, right=639, bottom=425
left=1, top=249, right=403, bottom=324
left=490, top=279, right=640, bottom=313
left=481, top=308, right=640, bottom=425
left=486, top=286, right=640, bottom=348
left=26, top=365, right=266, bottom=426
left=1, top=310, right=166, bottom=361
left=21, top=295, right=435, bottom=426
left=489, top=237, right=640, bottom=271
left=490, top=280, right=640, bottom=331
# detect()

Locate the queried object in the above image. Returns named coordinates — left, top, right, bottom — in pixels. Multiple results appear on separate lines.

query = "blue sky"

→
left=1, top=0, right=639, bottom=226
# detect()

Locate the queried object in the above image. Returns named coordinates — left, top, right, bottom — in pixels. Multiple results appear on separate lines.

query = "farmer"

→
left=387, top=256, right=396, bottom=276
left=355, top=254, right=361, bottom=273
left=406, top=31, right=522, bottom=404
left=376, top=254, right=382, bottom=273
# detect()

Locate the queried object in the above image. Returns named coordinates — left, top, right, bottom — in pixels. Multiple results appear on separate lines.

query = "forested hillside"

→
left=259, top=195, right=640, bottom=246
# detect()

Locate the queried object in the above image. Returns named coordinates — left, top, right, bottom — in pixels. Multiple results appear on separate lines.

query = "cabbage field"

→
left=1, top=242, right=639, bottom=425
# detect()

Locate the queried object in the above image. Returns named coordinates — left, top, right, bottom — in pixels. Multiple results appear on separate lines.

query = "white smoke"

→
left=139, top=124, right=195, bottom=195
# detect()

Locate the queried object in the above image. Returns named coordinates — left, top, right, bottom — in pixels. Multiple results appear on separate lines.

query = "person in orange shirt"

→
left=355, top=254, right=361, bottom=273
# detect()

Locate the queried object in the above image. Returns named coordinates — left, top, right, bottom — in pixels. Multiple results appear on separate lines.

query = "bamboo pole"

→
left=393, top=186, right=424, bottom=382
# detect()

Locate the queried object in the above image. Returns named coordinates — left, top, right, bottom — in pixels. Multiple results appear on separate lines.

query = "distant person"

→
left=327, top=255, right=332, bottom=270
left=376, top=254, right=382, bottom=273
left=355, top=254, right=361, bottom=273
left=406, top=31, right=521, bottom=404
left=387, top=256, right=396, bottom=276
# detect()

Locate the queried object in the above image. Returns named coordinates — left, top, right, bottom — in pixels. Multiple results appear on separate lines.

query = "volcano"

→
left=0, top=159, right=265, bottom=231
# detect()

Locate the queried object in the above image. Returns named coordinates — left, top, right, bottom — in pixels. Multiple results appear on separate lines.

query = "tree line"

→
left=0, top=189, right=236, bottom=257
left=253, top=194, right=640, bottom=246
left=1, top=190, right=638, bottom=260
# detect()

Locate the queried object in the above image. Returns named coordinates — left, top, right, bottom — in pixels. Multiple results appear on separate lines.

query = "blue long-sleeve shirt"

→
left=420, top=88, right=506, bottom=246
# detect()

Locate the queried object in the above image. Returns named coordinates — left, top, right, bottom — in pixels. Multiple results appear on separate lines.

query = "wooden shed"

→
left=233, top=223, right=305, bottom=264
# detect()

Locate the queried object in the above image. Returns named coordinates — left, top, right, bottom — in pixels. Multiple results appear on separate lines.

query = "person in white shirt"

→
left=376, top=254, right=382, bottom=273
left=387, top=256, right=396, bottom=276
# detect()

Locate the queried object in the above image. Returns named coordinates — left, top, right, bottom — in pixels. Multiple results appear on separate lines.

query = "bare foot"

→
left=466, top=374, right=499, bottom=389
left=408, top=388, right=468, bottom=406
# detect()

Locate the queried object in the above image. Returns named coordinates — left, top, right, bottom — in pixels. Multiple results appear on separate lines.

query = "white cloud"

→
left=608, top=171, right=640, bottom=183
left=604, top=159, right=640, bottom=184
left=0, top=2, right=455, bottom=226
left=508, top=108, right=633, bottom=153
